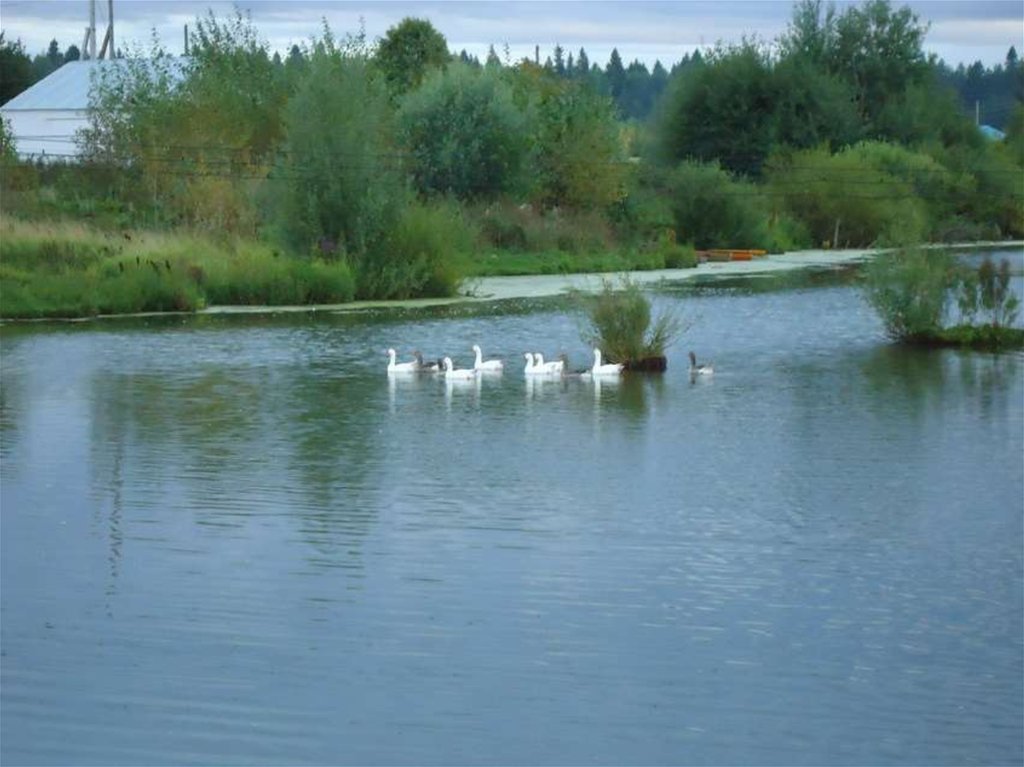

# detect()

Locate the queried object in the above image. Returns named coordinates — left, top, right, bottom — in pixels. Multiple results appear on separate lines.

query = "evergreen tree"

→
left=576, top=47, right=589, bottom=77
left=485, top=45, right=501, bottom=70
left=553, top=44, right=565, bottom=77
left=46, top=39, right=61, bottom=66
left=606, top=47, right=625, bottom=101
left=64, top=44, right=80, bottom=62
left=0, top=34, right=32, bottom=103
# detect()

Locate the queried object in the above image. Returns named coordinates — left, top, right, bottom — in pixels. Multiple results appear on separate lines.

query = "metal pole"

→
left=88, top=0, right=97, bottom=59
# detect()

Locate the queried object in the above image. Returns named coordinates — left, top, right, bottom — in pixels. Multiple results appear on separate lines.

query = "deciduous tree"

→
left=374, top=18, right=449, bottom=95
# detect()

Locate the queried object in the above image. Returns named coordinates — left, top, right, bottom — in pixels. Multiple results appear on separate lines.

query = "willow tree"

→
left=531, top=77, right=627, bottom=209
left=79, top=9, right=287, bottom=233
left=273, top=26, right=409, bottom=296
left=397, top=62, right=529, bottom=200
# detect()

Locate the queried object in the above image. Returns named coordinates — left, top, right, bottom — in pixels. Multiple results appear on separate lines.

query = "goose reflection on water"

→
left=444, top=370, right=482, bottom=409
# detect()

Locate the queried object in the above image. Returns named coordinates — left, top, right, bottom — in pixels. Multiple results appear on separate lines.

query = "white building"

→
left=1, top=58, right=185, bottom=161
left=0, top=61, right=108, bottom=160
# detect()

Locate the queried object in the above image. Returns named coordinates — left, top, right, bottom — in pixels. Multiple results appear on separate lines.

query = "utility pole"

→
left=98, top=0, right=114, bottom=59
left=83, top=0, right=114, bottom=60
left=82, top=0, right=97, bottom=59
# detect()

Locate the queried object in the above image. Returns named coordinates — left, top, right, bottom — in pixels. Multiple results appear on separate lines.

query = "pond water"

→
left=2, top=252, right=1022, bottom=765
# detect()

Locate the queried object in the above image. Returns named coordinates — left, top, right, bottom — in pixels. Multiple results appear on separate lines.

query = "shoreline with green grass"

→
left=2, top=223, right=1019, bottom=322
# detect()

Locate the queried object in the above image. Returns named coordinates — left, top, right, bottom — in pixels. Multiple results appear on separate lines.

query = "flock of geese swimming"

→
left=386, top=345, right=715, bottom=379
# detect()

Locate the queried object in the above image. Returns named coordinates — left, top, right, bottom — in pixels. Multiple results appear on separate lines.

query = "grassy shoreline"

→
left=908, top=326, right=1024, bottom=350
left=1, top=216, right=1021, bottom=322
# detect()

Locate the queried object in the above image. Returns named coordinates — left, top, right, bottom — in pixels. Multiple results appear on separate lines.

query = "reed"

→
left=0, top=217, right=355, bottom=319
left=576, top=277, right=685, bottom=364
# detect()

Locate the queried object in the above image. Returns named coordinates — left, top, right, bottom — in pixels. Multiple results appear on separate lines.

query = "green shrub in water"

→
left=578, top=278, right=684, bottom=362
left=863, top=248, right=956, bottom=340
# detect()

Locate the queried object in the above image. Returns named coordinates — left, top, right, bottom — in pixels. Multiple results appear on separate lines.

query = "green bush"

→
left=651, top=231, right=697, bottom=268
left=398, top=63, right=529, bottom=200
left=370, top=199, right=474, bottom=298
left=655, top=42, right=776, bottom=176
left=273, top=29, right=407, bottom=293
left=473, top=201, right=615, bottom=254
left=766, top=143, right=933, bottom=247
left=930, top=141, right=1024, bottom=239
left=1, top=263, right=203, bottom=318
left=660, top=161, right=772, bottom=249
left=578, top=278, right=683, bottom=362
left=863, top=248, right=957, bottom=340
left=609, top=173, right=675, bottom=248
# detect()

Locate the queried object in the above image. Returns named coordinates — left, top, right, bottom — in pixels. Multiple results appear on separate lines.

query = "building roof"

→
left=1, top=58, right=187, bottom=112
left=2, top=60, right=107, bottom=111
left=979, top=124, right=1006, bottom=142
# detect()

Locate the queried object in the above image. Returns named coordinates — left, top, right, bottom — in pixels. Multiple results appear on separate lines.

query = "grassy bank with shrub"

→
left=0, top=217, right=356, bottom=319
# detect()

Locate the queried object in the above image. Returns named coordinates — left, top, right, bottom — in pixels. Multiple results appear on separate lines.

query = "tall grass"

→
left=0, top=217, right=355, bottom=319
left=363, top=199, right=475, bottom=299
left=577, top=278, right=684, bottom=362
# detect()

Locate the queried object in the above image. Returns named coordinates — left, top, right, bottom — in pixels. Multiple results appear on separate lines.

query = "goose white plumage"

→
left=443, top=356, right=478, bottom=380
left=523, top=352, right=542, bottom=375
left=472, top=344, right=504, bottom=372
left=387, top=348, right=419, bottom=374
left=688, top=351, right=714, bottom=376
left=591, top=348, right=624, bottom=376
left=533, top=352, right=564, bottom=375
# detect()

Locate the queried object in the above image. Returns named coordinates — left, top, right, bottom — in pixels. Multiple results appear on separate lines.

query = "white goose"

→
left=688, top=351, right=714, bottom=376
left=533, top=352, right=564, bottom=375
left=442, top=356, right=478, bottom=380
left=472, top=344, right=504, bottom=372
left=387, top=348, right=419, bottom=374
left=591, top=348, right=624, bottom=376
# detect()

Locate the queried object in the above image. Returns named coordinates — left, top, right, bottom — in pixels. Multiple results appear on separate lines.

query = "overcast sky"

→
left=2, top=0, right=1022, bottom=69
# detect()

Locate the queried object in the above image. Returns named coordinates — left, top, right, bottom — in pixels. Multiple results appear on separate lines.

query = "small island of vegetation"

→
left=865, top=250, right=1023, bottom=350
left=576, top=278, right=683, bottom=371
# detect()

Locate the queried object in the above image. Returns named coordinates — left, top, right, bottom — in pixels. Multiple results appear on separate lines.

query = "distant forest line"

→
left=1, top=21, right=1021, bottom=128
